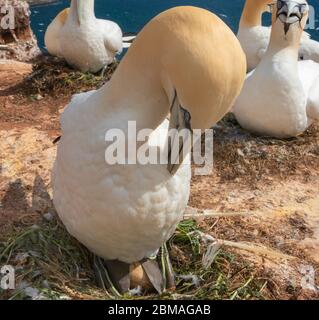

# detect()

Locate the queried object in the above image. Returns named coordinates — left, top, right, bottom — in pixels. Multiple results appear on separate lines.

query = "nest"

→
left=213, top=114, right=319, bottom=185
left=22, top=55, right=118, bottom=96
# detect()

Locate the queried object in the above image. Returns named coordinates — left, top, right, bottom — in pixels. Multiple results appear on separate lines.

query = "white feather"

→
left=52, top=91, right=191, bottom=263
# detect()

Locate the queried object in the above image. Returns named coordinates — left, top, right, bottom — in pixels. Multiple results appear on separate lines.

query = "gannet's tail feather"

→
left=123, top=33, right=136, bottom=49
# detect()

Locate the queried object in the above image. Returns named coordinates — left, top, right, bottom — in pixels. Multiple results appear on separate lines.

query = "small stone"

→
left=178, top=274, right=201, bottom=288
left=59, top=295, right=72, bottom=300
left=15, top=252, right=30, bottom=263
left=43, top=212, right=54, bottom=222
left=128, top=286, right=142, bottom=297
left=237, top=148, right=245, bottom=157
left=18, top=281, right=30, bottom=290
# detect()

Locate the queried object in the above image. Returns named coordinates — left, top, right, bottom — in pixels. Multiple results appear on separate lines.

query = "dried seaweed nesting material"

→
left=212, top=113, right=319, bottom=185
left=22, top=55, right=118, bottom=97
left=0, top=215, right=270, bottom=300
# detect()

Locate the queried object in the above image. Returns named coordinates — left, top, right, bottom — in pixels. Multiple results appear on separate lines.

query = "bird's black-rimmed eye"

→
left=277, top=0, right=286, bottom=10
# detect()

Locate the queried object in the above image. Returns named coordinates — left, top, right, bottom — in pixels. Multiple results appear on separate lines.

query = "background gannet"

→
left=52, top=6, right=246, bottom=294
left=238, top=0, right=319, bottom=71
left=44, top=0, right=123, bottom=73
left=234, top=0, right=319, bottom=138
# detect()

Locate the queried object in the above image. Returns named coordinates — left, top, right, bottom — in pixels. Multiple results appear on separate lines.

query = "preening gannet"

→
left=234, top=0, right=319, bottom=138
left=238, top=0, right=319, bottom=71
left=52, top=6, right=246, bottom=294
left=44, top=0, right=123, bottom=73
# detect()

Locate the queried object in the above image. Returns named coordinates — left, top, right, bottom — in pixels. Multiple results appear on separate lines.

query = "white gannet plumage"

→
left=52, top=6, right=246, bottom=268
left=234, top=0, right=319, bottom=138
left=44, top=8, right=69, bottom=58
left=44, top=0, right=123, bottom=73
left=238, top=0, right=319, bottom=71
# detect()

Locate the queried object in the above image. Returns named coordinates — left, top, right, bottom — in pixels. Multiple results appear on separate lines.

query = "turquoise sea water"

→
left=30, top=0, right=319, bottom=51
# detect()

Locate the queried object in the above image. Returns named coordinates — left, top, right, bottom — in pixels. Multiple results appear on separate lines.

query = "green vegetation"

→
left=0, top=215, right=267, bottom=300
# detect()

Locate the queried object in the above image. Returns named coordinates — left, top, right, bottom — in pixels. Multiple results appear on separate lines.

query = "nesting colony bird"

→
left=52, top=6, right=246, bottom=294
left=234, top=0, right=319, bottom=138
left=238, top=0, right=319, bottom=71
left=45, top=0, right=123, bottom=73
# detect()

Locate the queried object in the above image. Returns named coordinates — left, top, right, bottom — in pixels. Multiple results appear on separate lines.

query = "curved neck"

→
left=70, top=0, right=95, bottom=25
left=97, top=49, right=170, bottom=131
left=265, top=20, right=302, bottom=59
left=263, top=16, right=303, bottom=68
left=239, top=0, right=267, bottom=28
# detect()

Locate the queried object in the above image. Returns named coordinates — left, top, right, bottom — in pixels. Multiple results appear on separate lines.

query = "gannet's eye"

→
left=299, top=4, right=308, bottom=15
left=277, top=0, right=286, bottom=10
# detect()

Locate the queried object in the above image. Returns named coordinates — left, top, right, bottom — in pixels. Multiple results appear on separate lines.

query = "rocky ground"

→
left=0, top=0, right=40, bottom=61
left=0, top=58, right=318, bottom=300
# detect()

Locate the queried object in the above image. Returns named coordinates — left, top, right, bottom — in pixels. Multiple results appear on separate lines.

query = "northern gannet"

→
left=44, top=0, right=123, bottom=73
left=52, top=6, right=246, bottom=294
left=234, top=0, right=319, bottom=138
left=238, top=0, right=319, bottom=71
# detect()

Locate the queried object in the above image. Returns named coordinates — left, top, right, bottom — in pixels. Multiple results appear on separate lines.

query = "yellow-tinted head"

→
left=112, top=6, right=247, bottom=131
left=162, top=10, right=246, bottom=129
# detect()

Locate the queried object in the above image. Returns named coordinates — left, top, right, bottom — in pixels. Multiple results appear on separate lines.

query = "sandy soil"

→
left=0, top=60, right=318, bottom=300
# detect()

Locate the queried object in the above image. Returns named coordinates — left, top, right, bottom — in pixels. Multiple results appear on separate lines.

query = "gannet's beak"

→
left=166, top=92, right=193, bottom=175
left=276, top=0, right=308, bottom=34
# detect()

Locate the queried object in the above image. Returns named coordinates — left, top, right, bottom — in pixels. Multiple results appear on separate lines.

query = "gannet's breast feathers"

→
left=307, top=78, right=319, bottom=120
left=148, top=119, right=169, bottom=149
left=298, top=60, right=319, bottom=94
left=301, top=31, right=311, bottom=40
left=300, top=37, right=319, bottom=62
left=298, top=61, right=319, bottom=120
left=98, top=19, right=123, bottom=54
